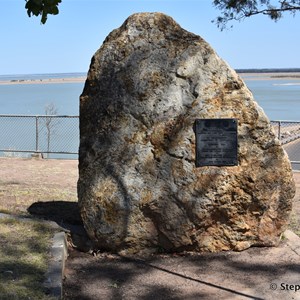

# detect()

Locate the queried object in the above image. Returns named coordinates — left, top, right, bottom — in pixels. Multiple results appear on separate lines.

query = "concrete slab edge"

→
left=44, top=232, right=68, bottom=299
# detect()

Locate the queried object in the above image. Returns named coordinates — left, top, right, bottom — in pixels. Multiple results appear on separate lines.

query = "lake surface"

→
left=0, top=72, right=299, bottom=159
left=0, top=73, right=299, bottom=120
left=0, top=82, right=84, bottom=115
left=241, top=75, right=300, bottom=121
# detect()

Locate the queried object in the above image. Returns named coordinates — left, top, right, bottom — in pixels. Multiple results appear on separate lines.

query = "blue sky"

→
left=1, top=0, right=300, bottom=75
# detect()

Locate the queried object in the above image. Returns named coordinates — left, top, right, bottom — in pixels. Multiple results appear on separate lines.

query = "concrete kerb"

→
left=44, top=231, right=68, bottom=299
left=0, top=213, right=68, bottom=300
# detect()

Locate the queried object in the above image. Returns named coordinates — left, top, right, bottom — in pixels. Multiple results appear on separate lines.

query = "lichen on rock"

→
left=78, top=12, right=295, bottom=254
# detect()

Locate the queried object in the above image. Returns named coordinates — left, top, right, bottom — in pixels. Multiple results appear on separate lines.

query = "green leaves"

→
left=213, top=0, right=300, bottom=30
left=25, top=0, right=62, bottom=24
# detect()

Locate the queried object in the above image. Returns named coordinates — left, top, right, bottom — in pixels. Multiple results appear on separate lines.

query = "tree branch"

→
left=213, top=0, right=300, bottom=30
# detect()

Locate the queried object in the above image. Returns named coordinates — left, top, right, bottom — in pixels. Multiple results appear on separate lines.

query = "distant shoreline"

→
left=0, top=77, right=86, bottom=86
left=239, top=72, right=300, bottom=81
left=236, top=68, right=300, bottom=73
left=1, top=72, right=300, bottom=85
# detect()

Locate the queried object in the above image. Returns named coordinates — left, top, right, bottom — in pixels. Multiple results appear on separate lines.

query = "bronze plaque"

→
left=194, top=118, right=238, bottom=167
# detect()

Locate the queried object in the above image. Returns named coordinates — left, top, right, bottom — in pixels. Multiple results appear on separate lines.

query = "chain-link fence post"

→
left=35, top=116, right=39, bottom=153
left=0, top=115, right=79, bottom=159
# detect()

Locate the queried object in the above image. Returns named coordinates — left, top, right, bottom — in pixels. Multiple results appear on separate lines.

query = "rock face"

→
left=78, top=12, right=295, bottom=254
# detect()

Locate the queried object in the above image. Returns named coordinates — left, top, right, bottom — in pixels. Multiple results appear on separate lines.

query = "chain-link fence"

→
left=0, top=116, right=299, bottom=168
left=271, top=120, right=300, bottom=170
left=0, top=115, right=79, bottom=159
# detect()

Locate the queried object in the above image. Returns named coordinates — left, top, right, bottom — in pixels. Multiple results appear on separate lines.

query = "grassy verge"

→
left=0, top=217, right=58, bottom=300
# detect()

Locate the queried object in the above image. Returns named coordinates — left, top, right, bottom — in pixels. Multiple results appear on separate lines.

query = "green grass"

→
left=0, top=217, right=58, bottom=300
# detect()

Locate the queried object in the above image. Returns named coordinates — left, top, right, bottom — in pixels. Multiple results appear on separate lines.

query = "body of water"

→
left=0, top=83, right=84, bottom=115
left=0, top=72, right=299, bottom=120
left=0, top=73, right=85, bottom=158
left=242, top=75, right=300, bottom=121
left=0, top=72, right=299, bottom=159
left=0, top=73, right=85, bottom=115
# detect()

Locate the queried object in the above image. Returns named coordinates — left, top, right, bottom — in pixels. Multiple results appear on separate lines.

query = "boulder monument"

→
left=78, top=12, right=295, bottom=254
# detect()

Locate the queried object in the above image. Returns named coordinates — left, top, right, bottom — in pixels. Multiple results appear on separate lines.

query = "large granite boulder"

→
left=78, top=12, right=295, bottom=254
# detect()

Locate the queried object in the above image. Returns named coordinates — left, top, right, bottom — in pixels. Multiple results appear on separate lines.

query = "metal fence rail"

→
left=0, top=116, right=299, bottom=168
left=271, top=121, right=300, bottom=145
left=271, top=120, right=300, bottom=170
left=0, top=115, right=79, bottom=158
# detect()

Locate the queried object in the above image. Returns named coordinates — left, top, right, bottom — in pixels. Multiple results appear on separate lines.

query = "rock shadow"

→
left=27, top=201, right=83, bottom=226
left=28, top=201, right=92, bottom=252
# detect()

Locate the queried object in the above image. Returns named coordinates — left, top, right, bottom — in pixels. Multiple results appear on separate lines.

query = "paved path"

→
left=63, top=173, right=300, bottom=300
left=63, top=230, right=300, bottom=300
left=284, top=139, right=300, bottom=171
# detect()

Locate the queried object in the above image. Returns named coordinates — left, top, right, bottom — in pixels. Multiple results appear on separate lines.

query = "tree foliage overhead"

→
left=25, top=0, right=61, bottom=24
left=213, top=0, right=300, bottom=29
left=24, top=0, right=300, bottom=27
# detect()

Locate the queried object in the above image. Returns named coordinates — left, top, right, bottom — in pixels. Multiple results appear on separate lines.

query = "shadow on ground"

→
left=62, top=245, right=300, bottom=300
left=26, top=200, right=300, bottom=300
left=27, top=201, right=92, bottom=252
left=27, top=201, right=83, bottom=226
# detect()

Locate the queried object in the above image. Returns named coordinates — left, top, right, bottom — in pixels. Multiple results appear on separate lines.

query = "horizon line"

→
left=1, top=68, right=300, bottom=78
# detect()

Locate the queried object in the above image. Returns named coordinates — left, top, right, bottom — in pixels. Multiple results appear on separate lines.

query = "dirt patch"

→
left=63, top=241, right=300, bottom=300
left=0, top=157, right=299, bottom=300
left=0, top=157, right=78, bottom=216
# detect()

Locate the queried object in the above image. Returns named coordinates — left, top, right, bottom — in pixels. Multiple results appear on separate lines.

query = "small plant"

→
left=280, top=233, right=286, bottom=241
left=109, top=280, right=120, bottom=288
left=42, top=103, right=59, bottom=158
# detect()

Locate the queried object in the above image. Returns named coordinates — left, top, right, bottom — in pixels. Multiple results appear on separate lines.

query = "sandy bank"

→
left=239, top=72, right=300, bottom=81
left=1, top=72, right=300, bottom=86
left=0, top=77, right=86, bottom=85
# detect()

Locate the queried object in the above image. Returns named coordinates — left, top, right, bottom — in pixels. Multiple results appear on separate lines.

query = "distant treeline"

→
left=236, top=68, right=300, bottom=73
